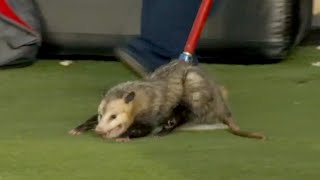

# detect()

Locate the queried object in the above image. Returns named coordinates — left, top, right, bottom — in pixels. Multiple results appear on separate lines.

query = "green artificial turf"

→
left=1, top=46, right=320, bottom=180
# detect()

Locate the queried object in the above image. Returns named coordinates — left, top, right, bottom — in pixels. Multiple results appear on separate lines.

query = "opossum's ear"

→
left=124, top=91, right=135, bottom=104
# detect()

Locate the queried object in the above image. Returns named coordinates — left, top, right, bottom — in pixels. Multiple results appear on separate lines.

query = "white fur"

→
left=176, top=123, right=228, bottom=131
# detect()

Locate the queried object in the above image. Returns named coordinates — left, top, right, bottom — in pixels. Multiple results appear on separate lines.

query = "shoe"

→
left=115, top=45, right=200, bottom=78
left=114, top=47, right=150, bottom=78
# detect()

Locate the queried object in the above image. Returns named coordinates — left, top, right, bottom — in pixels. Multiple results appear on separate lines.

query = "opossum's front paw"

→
left=68, top=129, right=82, bottom=136
left=115, top=137, right=131, bottom=143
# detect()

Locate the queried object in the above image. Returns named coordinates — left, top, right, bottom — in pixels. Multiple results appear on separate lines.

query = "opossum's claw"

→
left=68, top=129, right=82, bottom=136
left=259, top=134, right=267, bottom=141
left=115, top=137, right=131, bottom=143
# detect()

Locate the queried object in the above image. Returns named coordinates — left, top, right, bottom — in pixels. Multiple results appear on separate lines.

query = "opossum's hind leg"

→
left=155, top=118, right=180, bottom=136
left=155, top=107, right=188, bottom=136
left=69, top=114, right=99, bottom=136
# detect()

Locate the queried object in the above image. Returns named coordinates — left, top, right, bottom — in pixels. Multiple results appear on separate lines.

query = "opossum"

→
left=69, top=60, right=189, bottom=140
left=69, top=59, right=266, bottom=141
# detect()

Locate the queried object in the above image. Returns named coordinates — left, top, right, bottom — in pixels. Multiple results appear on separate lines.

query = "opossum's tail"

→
left=222, top=117, right=266, bottom=140
left=176, top=123, right=228, bottom=131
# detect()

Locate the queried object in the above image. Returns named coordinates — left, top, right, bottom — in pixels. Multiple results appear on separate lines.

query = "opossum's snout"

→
left=95, top=123, right=126, bottom=139
left=95, top=114, right=130, bottom=139
left=95, top=91, right=135, bottom=139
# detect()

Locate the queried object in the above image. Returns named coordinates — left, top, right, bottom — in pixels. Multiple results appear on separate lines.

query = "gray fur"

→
left=148, top=59, right=230, bottom=127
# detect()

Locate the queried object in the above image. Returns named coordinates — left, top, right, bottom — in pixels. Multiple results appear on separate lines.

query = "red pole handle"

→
left=184, top=0, right=214, bottom=55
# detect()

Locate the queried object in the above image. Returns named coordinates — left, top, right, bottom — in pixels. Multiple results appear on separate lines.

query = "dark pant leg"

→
left=140, top=0, right=201, bottom=58
left=127, top=0, right=202, bottom=71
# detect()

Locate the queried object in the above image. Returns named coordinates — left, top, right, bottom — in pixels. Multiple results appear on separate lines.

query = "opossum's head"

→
left=95, top=91, right=135, bottom=139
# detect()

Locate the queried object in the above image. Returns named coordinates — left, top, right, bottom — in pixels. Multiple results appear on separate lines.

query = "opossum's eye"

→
left=110, top=114, right=117, bottom=120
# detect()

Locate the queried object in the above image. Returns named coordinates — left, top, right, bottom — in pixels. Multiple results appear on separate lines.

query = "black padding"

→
left=197, top=0, right=313, bottom=63
left=34, top=0, right=312, bottom=63
left=0, top=0, right=43, bottom=68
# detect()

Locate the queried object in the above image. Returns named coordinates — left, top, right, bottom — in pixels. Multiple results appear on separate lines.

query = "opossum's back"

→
left=134, top=60, right=189, bottom=126
left=182, top=66, right=230, bottom=124
left=183, top=66, right=215, bottom=102
left=148, top=59, right=188, bottom=108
